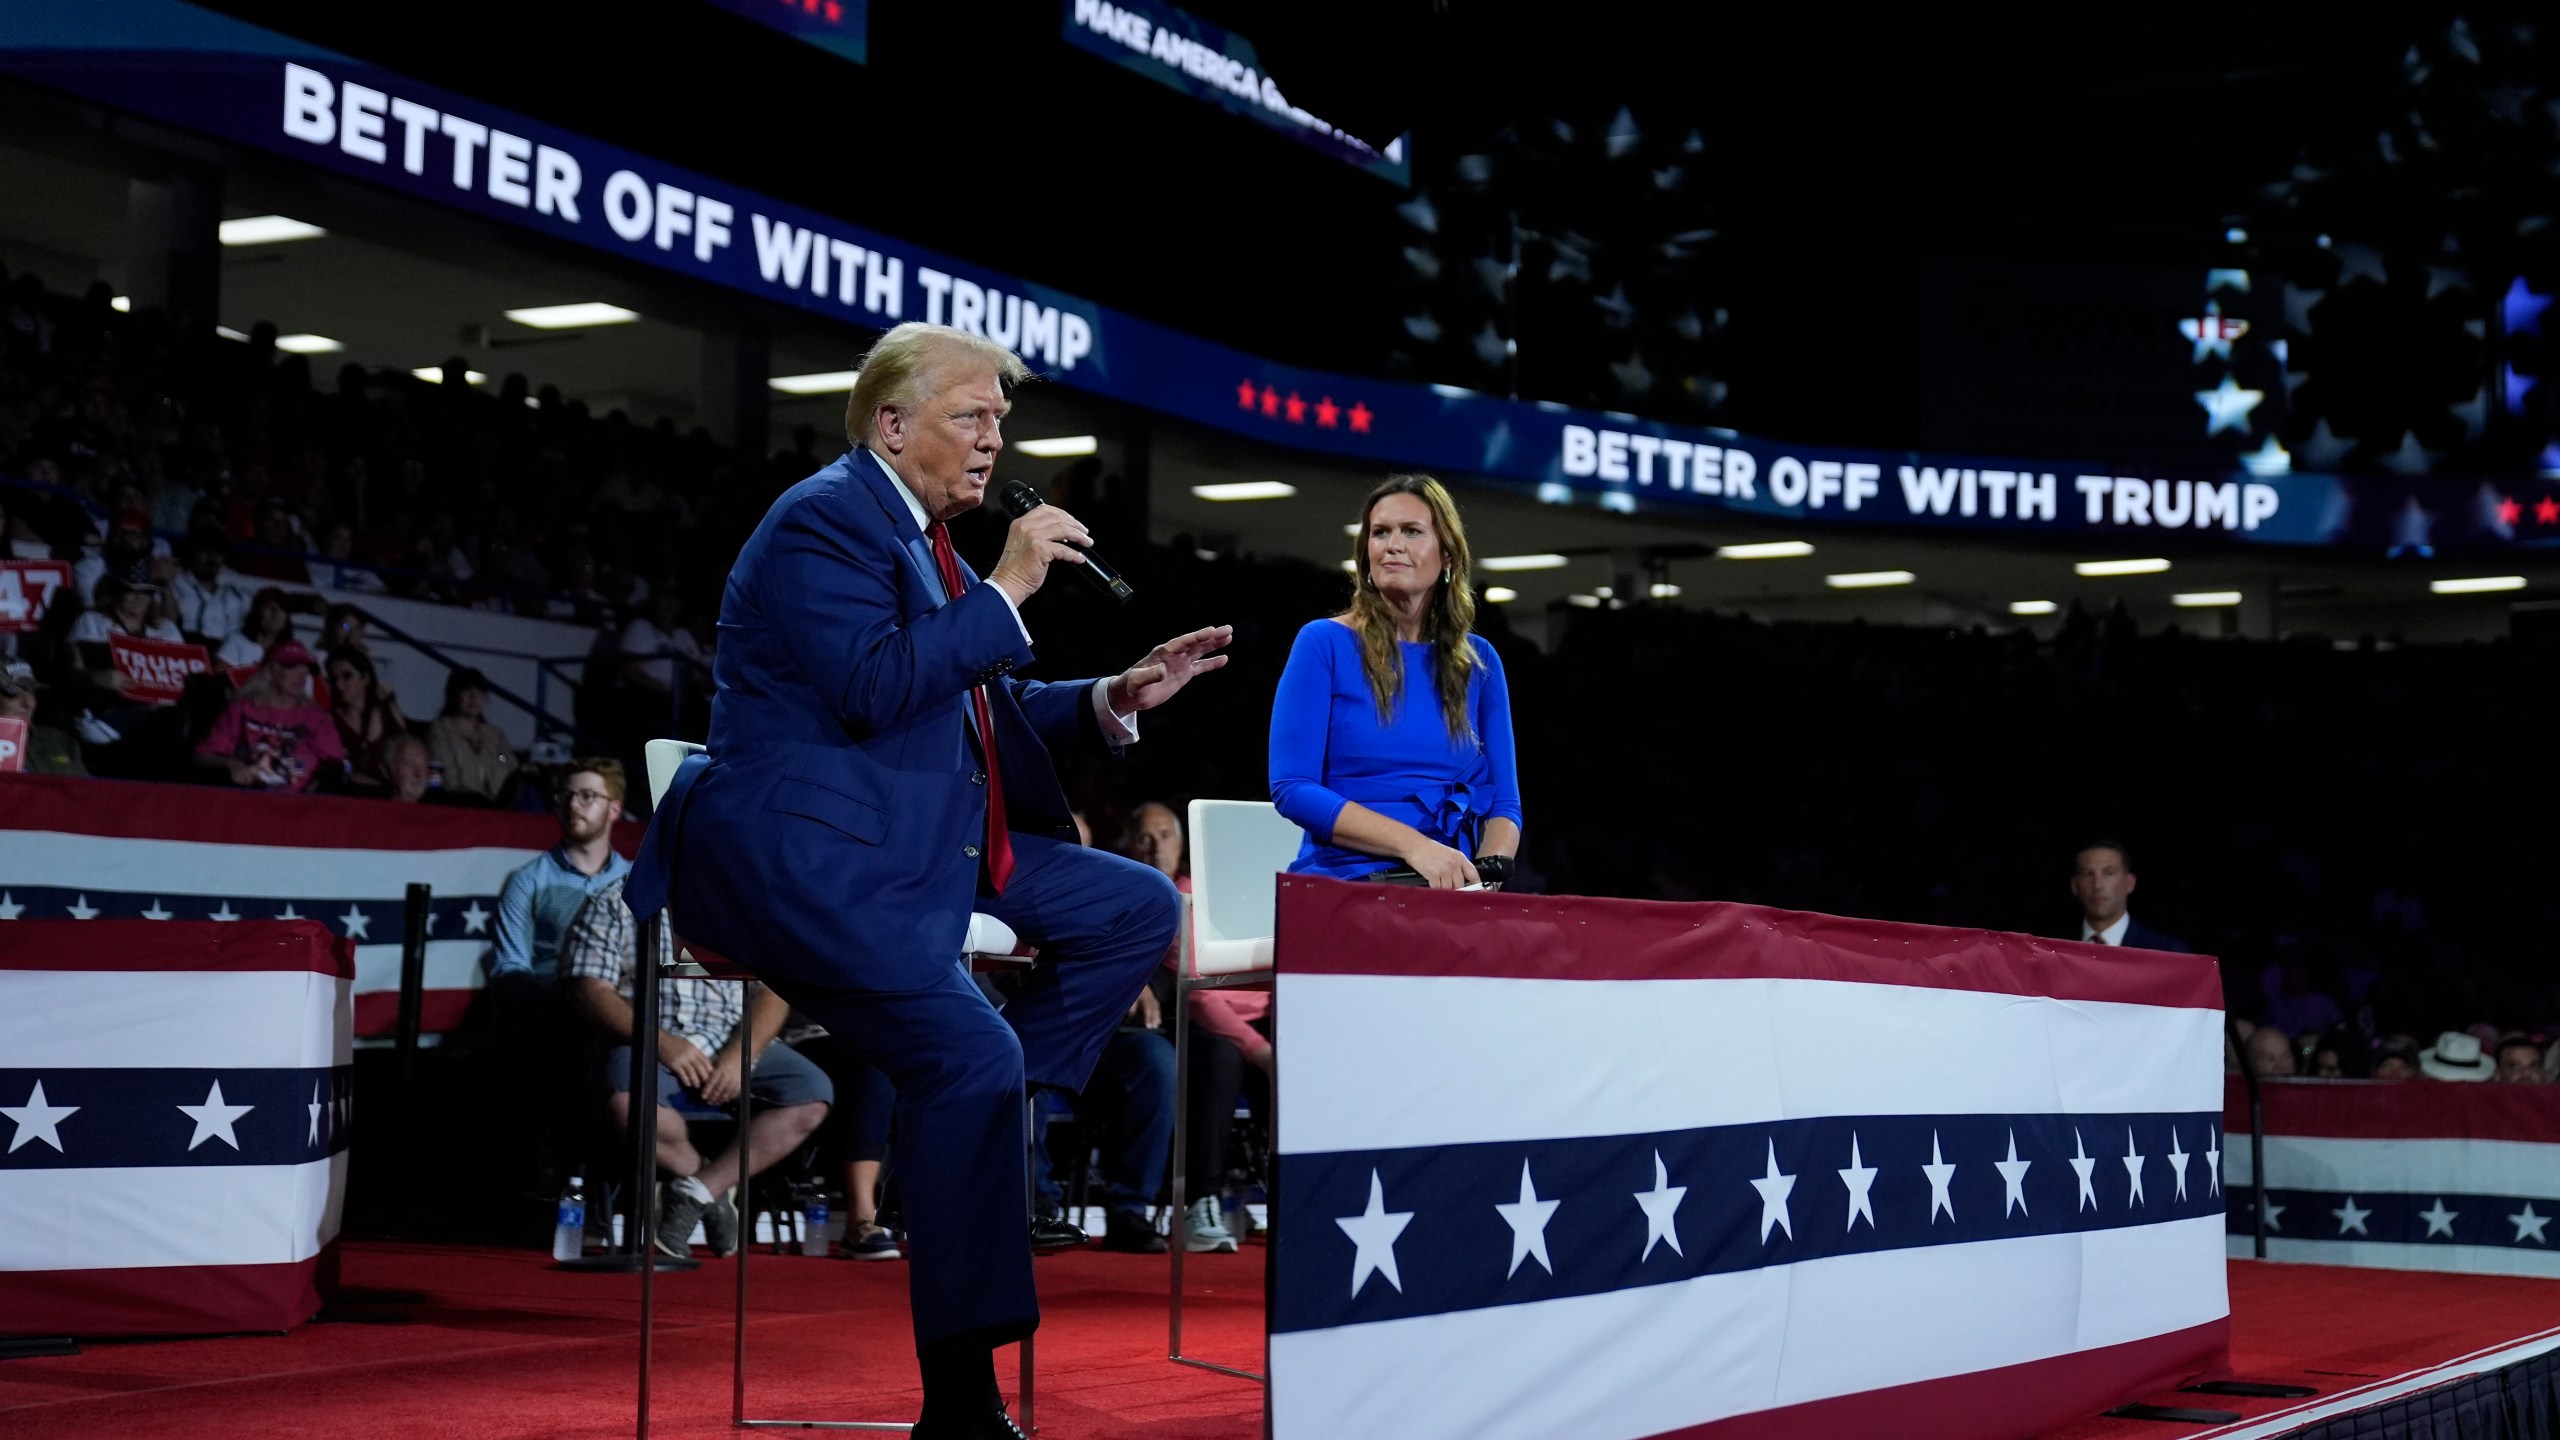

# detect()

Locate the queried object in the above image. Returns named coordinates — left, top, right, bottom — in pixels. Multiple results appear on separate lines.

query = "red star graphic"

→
left=1348, top=401, right=1374, bottom=433
left=2500, top=496, right=2524, bottom=526
left=1259, top=387, right=1279, bottom=418
left=1284, top=393, right=1307, bottom=424
left=823, top=0, right=842, bottom=20
left=1314, top=396, right=1340, bottom=428
left=1236, top=379, right=1259, bottom=410
left=2539, top=496, right=2560, bottom=526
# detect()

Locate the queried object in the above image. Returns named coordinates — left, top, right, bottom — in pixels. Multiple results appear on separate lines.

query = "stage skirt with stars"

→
left=0, top=917, right=351, bottom=1336
left=0, top=773, right=616, bottom=1040
left=1265, top=879, right=2232, bottom=1440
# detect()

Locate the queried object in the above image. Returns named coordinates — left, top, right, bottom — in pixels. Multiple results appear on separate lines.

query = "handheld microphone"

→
left=996, top=480, right=1134, bottom=604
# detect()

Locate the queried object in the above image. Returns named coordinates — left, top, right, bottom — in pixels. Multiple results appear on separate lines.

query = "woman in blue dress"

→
left=1269, top=474, right=1522, bottom=887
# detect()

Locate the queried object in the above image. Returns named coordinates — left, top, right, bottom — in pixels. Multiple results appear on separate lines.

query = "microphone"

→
left=996, top=480, right=1134, bottom=604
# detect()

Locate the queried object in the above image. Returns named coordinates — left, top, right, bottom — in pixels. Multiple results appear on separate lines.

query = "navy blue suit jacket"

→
left=629, top=449, right=1109, bottom=991
left=2119, top=917, right=2192, bottom=954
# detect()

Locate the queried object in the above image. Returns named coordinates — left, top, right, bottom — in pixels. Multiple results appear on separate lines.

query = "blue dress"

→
left=1267, top=619, right=1523, bottom=877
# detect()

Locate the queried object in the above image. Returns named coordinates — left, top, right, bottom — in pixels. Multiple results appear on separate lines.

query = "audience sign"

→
left=0, top=560, right=70, bottom=635
left=0, top=717, right=24, bottom=772
left=109, top=633, right=213, bottom=704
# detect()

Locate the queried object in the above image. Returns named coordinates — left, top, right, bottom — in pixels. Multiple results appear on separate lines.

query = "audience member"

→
left=1137, top=801, right=1270, bottom=1254
left=323, top=646, right=407, bottom=792
left=562, top=878, right=832, bottom=1259
left=490, top=757, right=630, bottom=980
left=194, top=639, right=341, bottom=791
left=170, top=528, right=250, bottom=644
left=65, top=571, right=183, bottom=701
left=217, top=587, right=296, bottom=669
left=2371, top=1035, right=2421, bottom=1081
left=426, top=666, right=517, bottom=803
left=2418, top=1031, right=2494, bottom=1081
left=2068, top=841, right=2189, bottom=952
left=791, top=1027, right=902, bottom=1260
left=382, top=731, right=482, bottom=805
left=617, top=588, right=703, bottom=697
left=0, top=661, right=83, bottom=776
left=2244, top=1024, right=2297, bottom=1077
left=2493, top=1034, right=2546, bottom=1084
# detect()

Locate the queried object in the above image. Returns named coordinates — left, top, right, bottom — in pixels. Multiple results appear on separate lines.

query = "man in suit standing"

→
left=628, top=323, right=1230, bottom=1439
left=2069, top=839, right=2190, bottom=953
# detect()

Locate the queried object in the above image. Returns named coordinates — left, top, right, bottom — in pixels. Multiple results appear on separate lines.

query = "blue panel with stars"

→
left=0, top=1066, right=353, bottom=1169
left=1276, top=1110, right=2226, bottom=1334
left=2226, top=1187, right=2555, bottom=1251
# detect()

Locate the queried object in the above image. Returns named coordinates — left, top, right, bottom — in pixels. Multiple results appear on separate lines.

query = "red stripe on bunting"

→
left=1651, top=1318, right=2228, bottom=1440
left=0, top=919, right=354, bottom=977
left=1274, top=877, right=2225, bottom=1010
left=2221, top=1074, right=2560, bottom=1146
left=0, top=1245, right=335, bottom=1338
left=354, top=987, right=477, bottom=1038
left=0, top=772, right=640, bottom=854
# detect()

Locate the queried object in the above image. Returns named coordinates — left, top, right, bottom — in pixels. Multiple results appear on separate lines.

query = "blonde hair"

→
left=844, top=323, right=1033, bottom=448
left=569, top=756, right=627, bottom=804
left=1343, top=474, right=1480, bottom=743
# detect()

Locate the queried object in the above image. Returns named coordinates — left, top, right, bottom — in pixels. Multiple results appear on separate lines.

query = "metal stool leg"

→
left=1169, top=968, right=1266, bottom=1384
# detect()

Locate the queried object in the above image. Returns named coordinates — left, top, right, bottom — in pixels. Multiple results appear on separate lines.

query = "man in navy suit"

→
left=628, top=323, right=1229, bottom=1438
left=2069, top=840, right=2190, bottom=953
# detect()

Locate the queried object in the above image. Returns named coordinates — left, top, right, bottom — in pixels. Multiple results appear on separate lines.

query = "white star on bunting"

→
left=1750, top=1140, right=1796, bottom=1243
left=66, top=894, right=99, bottom=920
left=309, top=1083, right=325, bottom=1145
left=276, top=903, right=302, bottom=921
left=210, top=901, right=241, bottom=922
left=2206, top=1131, right=2222, bottom=1197
left=461, top=901, right=491, bottom=935
left=178, top=1079, right=254, bottom=1151
left=1839, top=1134, right=1878, bottom=1232
left=0, top=891, right=22, bottom=920
left=1335, top=1169, right=1413, bottom=1297
left=2420, top=1198, right=2459, bottom=1239
left=1633, top=1150, right=1687, bottom=1261
left=1995, top=1131, right=2032, bottom=1217
left=2166, top=1128, right=2192, bottom=1202
left=2258, top=1197, right=2284, bottom=1231
left=1923, top=1131, right=1957, bottom=1223
left=3, top=1080, right=78, bottom=1153
left=1493, top=1160, right=1560, bottom=1278
left=2333, top=1196, right=2371, bottom=1235
left=2122, top=1128, right=2148, bottom=1206
left=339, top=906, right=371, bottom=941
left=141, top=898, right=173, bottom=920
left=2068, top=1129, right=2099, bottom=1212
left=2512, top=1204, right=2550, bottom=1246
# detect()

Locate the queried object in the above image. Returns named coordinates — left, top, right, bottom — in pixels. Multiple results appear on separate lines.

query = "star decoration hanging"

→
left=2194, top=377, right=2266, bottom=436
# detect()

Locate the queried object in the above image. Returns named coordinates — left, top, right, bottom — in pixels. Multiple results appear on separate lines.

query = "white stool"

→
left=1165, top=798, right=1301, bottom=1384
left=630, top=739, right=1039, bottom=1435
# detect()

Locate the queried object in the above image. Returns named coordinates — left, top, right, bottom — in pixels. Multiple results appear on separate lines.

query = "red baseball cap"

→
left=265, top=638, right=316, bottom=668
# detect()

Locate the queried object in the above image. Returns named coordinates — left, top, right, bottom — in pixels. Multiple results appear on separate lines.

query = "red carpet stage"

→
left=3, top=1243, right=2555, bottom=1439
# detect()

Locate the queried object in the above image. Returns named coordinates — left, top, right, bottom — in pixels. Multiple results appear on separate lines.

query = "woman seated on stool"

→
left=1269, top=473, right=1524, bottom=889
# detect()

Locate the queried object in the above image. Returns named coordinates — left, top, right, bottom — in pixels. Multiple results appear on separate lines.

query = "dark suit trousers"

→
left=768, top=832, right=1178, bottom=1350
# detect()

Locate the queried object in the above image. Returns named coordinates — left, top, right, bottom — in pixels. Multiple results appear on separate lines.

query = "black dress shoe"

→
left=912, top=1392, right=1028, bottom=1440
left=1100, top=1208, right=1168, bottom=1254
left=1029, top=1212, right=1089, bottom=1252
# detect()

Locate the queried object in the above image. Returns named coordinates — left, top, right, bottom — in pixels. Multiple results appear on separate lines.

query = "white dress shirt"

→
left=2080, top=913, right=2132, bottom=946
left=869, top=450, right=1138, bottom=745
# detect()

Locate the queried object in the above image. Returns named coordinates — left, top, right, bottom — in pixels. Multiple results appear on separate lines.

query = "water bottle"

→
left=552, top=1176, right=587, bottom=1262
left=801, top=1186, right=830, bottom=1258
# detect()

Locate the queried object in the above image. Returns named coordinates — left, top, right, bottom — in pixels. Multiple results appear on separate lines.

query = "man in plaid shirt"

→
left=564, top=878, right=834, bottom=1258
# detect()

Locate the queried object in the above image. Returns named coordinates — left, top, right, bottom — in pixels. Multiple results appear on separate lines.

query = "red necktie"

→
left=927, top=522, right=1013, bottom=893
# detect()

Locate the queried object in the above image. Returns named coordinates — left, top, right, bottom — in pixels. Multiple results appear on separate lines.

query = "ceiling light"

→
left=1566, top=593, right=1602, bottom=608
left=1826, top=570, right=1916, bottom=589
left=769, top=370, right=862, bottom=395
left=218, top=215, right=324, bottom=246
left=412, top=366, right=487, bottom=385
left=1484, top=586, right=1517, bottom=603
left=1649, top=583, right=1681, bottom=599
left=1479, top=553, right=1570, bottom=572
left=1593, top=586, right=1614, bottom=599
left=110, top=295, right=130, bottom=313
left=2075, top=557, right=2172, bottom=577
left=1343, top=522, right=1363, bottom=536
left=1340, top=559, right=1358, bottom=573
left=2010, top=600, right=2058, bottom=616
left=274, top=333, right=343, bottom=354
left=215, top=326, right=248, bottom=342
left=1716, top=540, right=1814, bottom=560
left=1014, top=435, right=1098, bottom=458
left=503, top=302, right=640, bottom=329
left=2431, top=575, right=2527, bottom=594
left=2172, top=591, right=2242, bottom=607
left=1192, top=481, right=1298, bottom=501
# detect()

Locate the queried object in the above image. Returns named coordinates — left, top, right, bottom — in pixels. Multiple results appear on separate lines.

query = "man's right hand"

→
left=657, top=1032, right=713, bottom=1091
left=987, top=504, right=1092, bottom=607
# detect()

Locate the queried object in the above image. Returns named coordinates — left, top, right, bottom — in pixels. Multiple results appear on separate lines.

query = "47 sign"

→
left=0, top=560, right=70, bottom=634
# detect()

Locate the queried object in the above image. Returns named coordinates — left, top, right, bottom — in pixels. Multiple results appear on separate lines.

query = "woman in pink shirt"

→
left=1137, top=802, right=1270, bottom=1254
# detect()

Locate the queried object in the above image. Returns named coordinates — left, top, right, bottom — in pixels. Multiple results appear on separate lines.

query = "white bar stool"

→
left=1165, top=798, right=1302, bottom=1384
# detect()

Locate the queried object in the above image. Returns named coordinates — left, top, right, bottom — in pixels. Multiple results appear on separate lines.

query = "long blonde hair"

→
left=1343, top=474, right=1479, bottom=743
